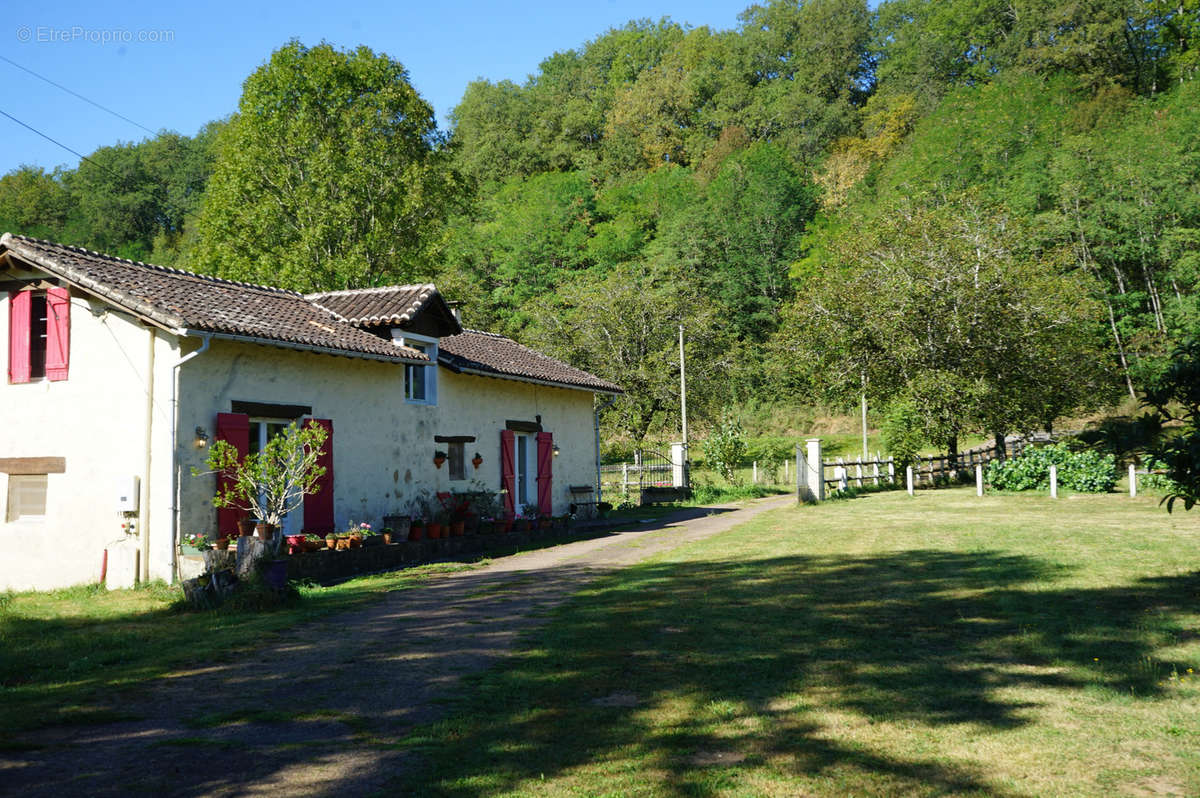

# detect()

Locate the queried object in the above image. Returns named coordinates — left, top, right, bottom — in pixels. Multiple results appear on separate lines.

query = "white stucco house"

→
left=0, top=233, right=621, bottom=592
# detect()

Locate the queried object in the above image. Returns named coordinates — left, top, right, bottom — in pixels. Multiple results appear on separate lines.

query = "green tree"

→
left=527, top=261, right=729, bottom=442
left=194, top=40, right=459, bottom=291
left=0, top=166, right=76, bottom=239
left=781, top=197, right=1107, bottom=459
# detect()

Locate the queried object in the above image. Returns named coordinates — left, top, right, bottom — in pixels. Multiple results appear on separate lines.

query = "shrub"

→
left=1140, top=457, right=1183, bottom=493
left=986, top=444, right=1117, bottom=493
left=881, top=397, right=925, bottom=470
left=702, top=412, right=747, bottom=483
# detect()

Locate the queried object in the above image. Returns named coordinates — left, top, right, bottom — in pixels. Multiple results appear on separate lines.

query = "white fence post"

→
left=1049, top=463, right=1058, bottom=499
left=784, top=458, right=789, bottom=484
left=906, top=465, right=914, bottom=495
left=806, top=438, right=825, bottom=502
left=752, top=461, right=758, bottom=484
left=888, top=456, right=895, bottom=484
left=855, top=457, right=863, bottom=487
left=622, top=462, right=629, bottom=495
left=976, top=463, right=983, bottom=497
left=1129, top=463, right=1137, bottom=498
left=670, top=442, right=687, bottom=488
left=873, top=460, right=880, bottom=486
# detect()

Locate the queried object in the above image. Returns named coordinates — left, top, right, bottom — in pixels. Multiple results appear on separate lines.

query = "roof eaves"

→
left=438, top=355, right=622, bottom=395
left=2, top=235, right=184, bottom=332
left=188, top=329, right=429, bottom=365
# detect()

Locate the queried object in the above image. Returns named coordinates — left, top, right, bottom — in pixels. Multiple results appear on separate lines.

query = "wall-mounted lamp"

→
left=552, top=443, right=561, bottom=458
left=193, top=426, right=209, bottom=449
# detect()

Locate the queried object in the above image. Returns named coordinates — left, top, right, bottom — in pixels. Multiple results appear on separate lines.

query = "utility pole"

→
left=860, top=373, right=868, bottom=462
left=679, top=324, right=688, bottom=452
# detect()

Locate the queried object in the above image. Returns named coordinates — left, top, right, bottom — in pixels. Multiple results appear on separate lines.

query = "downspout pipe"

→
left=140, top=328, right=156, bottom=584
left=169, top=333, right=211, bottom=582
left=594, top=394, right=617, bottom=506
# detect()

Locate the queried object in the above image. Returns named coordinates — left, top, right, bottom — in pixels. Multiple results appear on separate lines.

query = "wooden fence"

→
left=817, top=438, right=1030, bottom=491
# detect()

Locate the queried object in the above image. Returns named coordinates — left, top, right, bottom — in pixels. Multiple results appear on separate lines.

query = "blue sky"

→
left=1, top=0, right=756, bottom=175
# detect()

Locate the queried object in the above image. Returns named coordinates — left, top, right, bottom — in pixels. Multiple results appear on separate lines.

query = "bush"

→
left=881, top=398, right=925, bottom=470
left=1140, top=457, right=1183, bottom=493
left=702, top=412, right=747, bottom=483
left=986, top=444, right=1117, bottom=493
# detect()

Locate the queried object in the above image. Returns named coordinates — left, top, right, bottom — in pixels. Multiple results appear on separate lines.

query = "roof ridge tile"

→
left=5, top=233, right=302, bottom=296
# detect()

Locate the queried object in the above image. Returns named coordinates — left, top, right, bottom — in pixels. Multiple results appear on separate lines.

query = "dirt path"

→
left=1, top=496, right=792, bottom=797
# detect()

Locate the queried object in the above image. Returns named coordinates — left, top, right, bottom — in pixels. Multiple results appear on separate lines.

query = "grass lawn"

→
left=394, top=489, right=1200, bottom=797
left=0, top=562, right=476, bottom=741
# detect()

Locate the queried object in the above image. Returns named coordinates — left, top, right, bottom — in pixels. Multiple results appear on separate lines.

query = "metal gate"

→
left=637, top=448, right=690, bottom=505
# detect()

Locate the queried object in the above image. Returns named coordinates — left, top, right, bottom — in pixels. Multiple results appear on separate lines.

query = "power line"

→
left=0, top=54, right=157, bottom=136
left=0, top=105, right=267, bottom=264
left=0, top=107, right=96, bottom=165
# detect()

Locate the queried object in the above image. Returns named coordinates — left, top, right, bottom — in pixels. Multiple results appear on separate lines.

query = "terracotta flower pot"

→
left=434, top=456, right=446, bottom=469
left=237, top=519, right=256, bottom=537
left=472, top=457, right=483, bottom=469
left=255, top=522, right=276, bottom=540
left=325, top=535, right=337, bottom=550
left=427, top=522, right=443, bottom=539
left=408, top=523, right=425, bottom=541
left=214, top=537, right=230, bottom=551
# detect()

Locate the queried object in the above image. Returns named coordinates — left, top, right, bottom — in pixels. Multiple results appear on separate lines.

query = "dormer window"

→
left=391, top=330, right=438, bottom=405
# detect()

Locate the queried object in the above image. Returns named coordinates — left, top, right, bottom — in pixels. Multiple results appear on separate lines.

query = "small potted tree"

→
left=195, top=422, right=328, bottom=558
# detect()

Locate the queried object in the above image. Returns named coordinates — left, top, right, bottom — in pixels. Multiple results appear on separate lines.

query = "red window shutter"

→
left=500, top=429, right=516, bottom=519
left=536, top=431, right=553, bottom=516
left=8, top=291, right=31, bottom=384
left=303, top=418, right=335, bottom=534
left=45, top=287, right=70, bottom=381
left=214, top=412, right=250, bottom=538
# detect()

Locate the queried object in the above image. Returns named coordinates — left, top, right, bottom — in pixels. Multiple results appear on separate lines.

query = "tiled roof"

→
left=307, top=285, right=438, bottom=327
left=0, top=234, right=426, bottom=362
left=439, top=329, right=622, bottom=394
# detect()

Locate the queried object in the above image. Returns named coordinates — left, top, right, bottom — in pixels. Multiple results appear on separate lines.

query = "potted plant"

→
left=438, top=491, right=471, bottom=536
left=213, top=536, right=231, bottom=551
left=427, top=508, right=446, bottom=540
left=237, top=518, right=256, bottom=538
left=380, top=527, right=394, bottom=544
left=325, top=532, right=338, bottom=550
left=433, top=450, right=447, bottom=469
left=407, top=493, right=430, bottom=540
left=195, top=421, right=328, bottom=544
left=472, top=452, right=483, bottom=469
left=181, top=532, right=209, bottom=555
left=409, top=518, right=426, bottom=541
left=303, top=533, right=323, bottom=552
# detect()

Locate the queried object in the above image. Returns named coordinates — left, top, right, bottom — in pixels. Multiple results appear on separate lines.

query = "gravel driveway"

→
left=1, top=495, right=792, bottom=797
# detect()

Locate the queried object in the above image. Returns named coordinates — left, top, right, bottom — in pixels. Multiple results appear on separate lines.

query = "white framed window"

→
left=6, top=474, right=48, bottom=521
left=391, top=331, right=438, bottom=405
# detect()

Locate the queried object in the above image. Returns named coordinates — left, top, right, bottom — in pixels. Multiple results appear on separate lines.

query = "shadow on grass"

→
left=400, top=549, right=1199, bottom=796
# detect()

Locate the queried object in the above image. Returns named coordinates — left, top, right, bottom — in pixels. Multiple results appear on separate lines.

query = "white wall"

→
left=176, top=340, right=599, bottom=539
left=0, top=286, right=177, bottom=591
left=1, top=287, right=601, bottom=594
